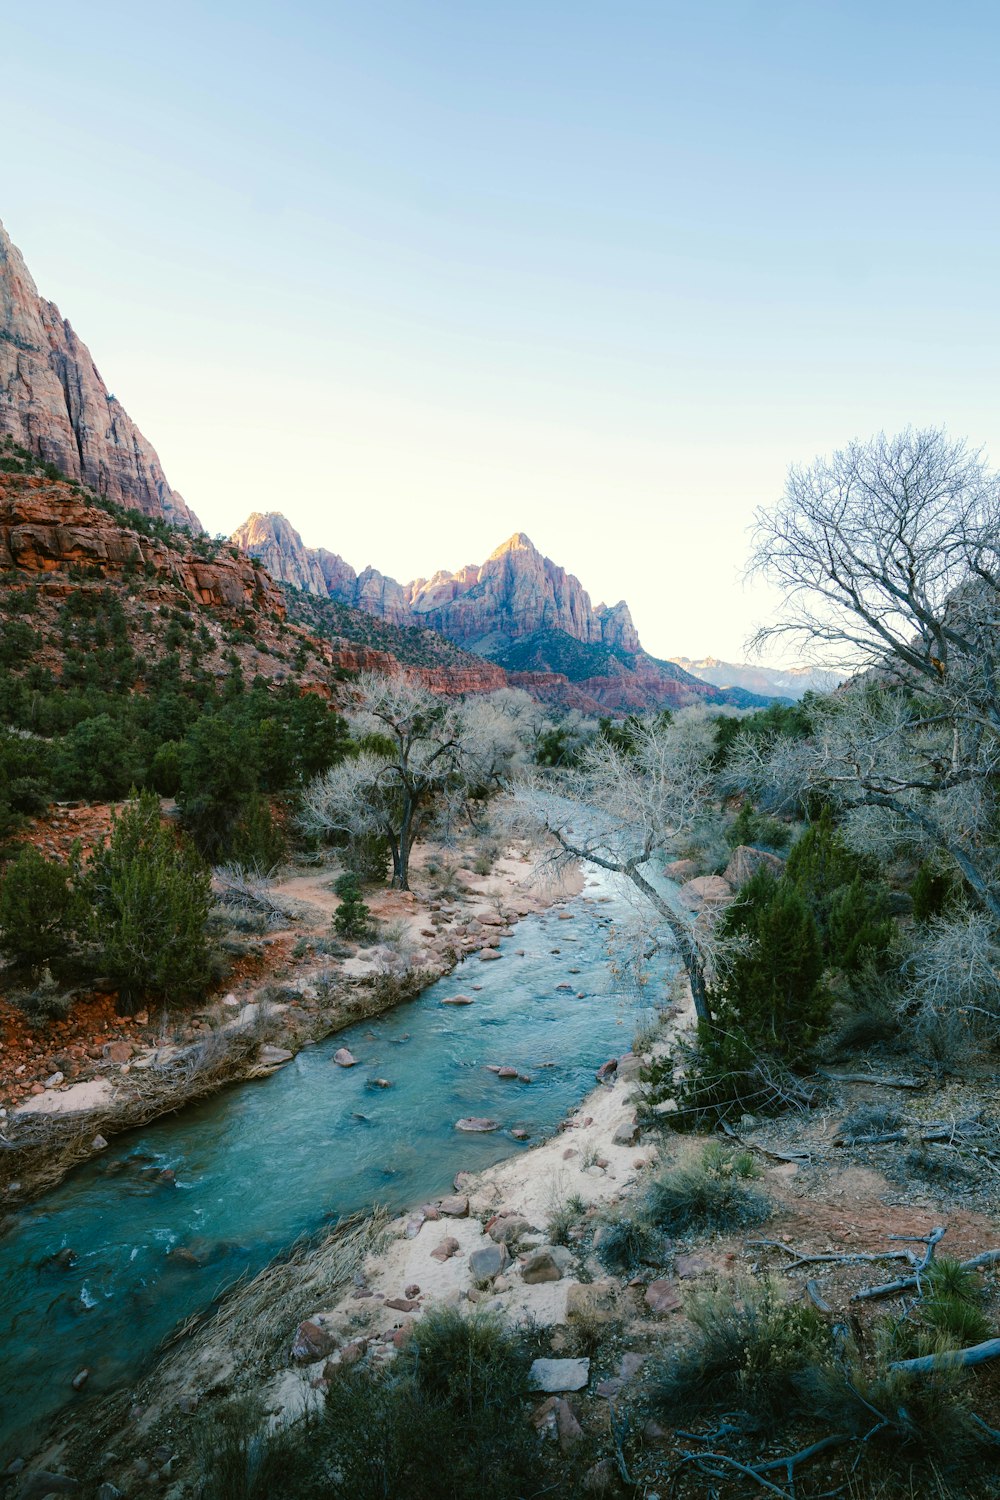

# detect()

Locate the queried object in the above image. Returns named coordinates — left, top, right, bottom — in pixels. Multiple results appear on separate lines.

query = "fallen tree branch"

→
left=671, top=1450, right=792, bottom=1497
left=891, top=1336, right=1000, bottom=1375
left=718, top=1120, right=814, bottom=1163
left=834, top=1130, right=908, bottom=1147
left=805, top=1278, right=832, bottom=1313
left=855, top=1246, right=1000, bottom=1302
left=817, top=1069, right=925, bottom=1090
left=748, top=1239, right=915, bottom=1272
left=753, top=1432, right=850, bottom=1480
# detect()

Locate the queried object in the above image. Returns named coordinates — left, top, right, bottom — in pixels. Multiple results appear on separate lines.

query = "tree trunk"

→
left=624, top=864, right=713, bottom=1024
left=393, top=793, right=416, bottom=891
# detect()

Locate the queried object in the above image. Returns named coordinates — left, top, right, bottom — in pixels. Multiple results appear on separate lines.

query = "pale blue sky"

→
left=5, top=2, right=1000, bottom=659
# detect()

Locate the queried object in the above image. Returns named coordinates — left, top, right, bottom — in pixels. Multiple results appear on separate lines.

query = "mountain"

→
left=230, top=512, right=775, bottom=713
left=0, top=220, right=201, bottom=533
left=0, top=440, right=503, bottom=703
left=669, top=656, right=840, bottom=700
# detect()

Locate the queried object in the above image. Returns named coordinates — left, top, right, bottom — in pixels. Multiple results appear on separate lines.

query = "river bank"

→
left=0, top=838, right=583, bottom=1212
left=1, top=851, right=654, bottom=1470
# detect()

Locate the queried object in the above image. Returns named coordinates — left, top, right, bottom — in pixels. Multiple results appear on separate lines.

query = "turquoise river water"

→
left=0, top=868, right=674, bottom=1458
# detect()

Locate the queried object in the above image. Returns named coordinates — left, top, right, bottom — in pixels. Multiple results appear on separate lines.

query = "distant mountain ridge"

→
left=230, top=511, right=776, bottom=713
left=669, top=656, right=840, bottom=701
left=0, top=221, right=201, bottom=533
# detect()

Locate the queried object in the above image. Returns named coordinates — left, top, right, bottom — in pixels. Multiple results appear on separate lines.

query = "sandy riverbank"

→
left=1, top=839, right=583, bottom=1209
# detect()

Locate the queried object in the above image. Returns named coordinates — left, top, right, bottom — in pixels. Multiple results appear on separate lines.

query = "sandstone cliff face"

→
left=0, top=221, right=201, bottom=532
left=230, top=512, right=330, bottom=595
left=0, top=475, right=277, bottom=614
left=231, top=512, right=413, bottom=625
left=231, top=517, right=641, bottom=655
left=226, top=512, right=772, bottom=712
left=406, top=532, right=640, bottom=654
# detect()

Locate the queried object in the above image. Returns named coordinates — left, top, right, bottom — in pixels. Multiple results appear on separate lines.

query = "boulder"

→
left=489, top=1214, right=532, bottom=1244
left=723, top=845, right=785, bottom=889
left=520, top=1246, right=569, bottom=1284
left=582, top=1457, right=620, bottom=1494
left=612, top=1116, right=640, bottom=1147
left=595, top=1057, right=618, bottom=1083
left=565, top=1280, right=622, bottom=1324
left=430, top=1236, right=461, bottom=1262
left=497, top=1066, right=519, bottom=1079
left=645, top=1279, right=683, bottom=1316
left=333, top=1048, right=357, bottom=1068
left=677, top=875, right=733, bottom=911
left=440, top=994, right=474, bottom=1005
left=455, top=1117, right=500, bottom=1133
left=663, top=857, right=700, bottom=882
left=291, top=1319, right=340, bottom=1362
left=674, top=1252, right=712, bottom=1279
left=479, top=949, right=502, bottom=961
left=531, top=1394, right=583, bottom=1452
left=469, top=1243, right=509, bottom=1281
left=438, top=1195, right=469, bottom=1217
left=259, top=1045, right=293, bottom=1067
left=528, top=1357, right=590, bottom=1393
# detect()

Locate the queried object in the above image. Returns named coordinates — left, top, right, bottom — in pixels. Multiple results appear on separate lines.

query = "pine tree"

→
left=84, top=790, right=211, bottom=1011
left=333, top=871, right=372, bottom=940
left=0, top=844, right=74, bottom=970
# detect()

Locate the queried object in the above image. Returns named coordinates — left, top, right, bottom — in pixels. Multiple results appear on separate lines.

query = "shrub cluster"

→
left=0, top=791, right=211, bottom=1014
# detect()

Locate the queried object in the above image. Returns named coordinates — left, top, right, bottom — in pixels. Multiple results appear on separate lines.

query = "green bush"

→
left=0, top=843, right=75, bottom=969
left=710, top=869, right=828, bottom=1060
left=332, top=872, right=372, bottom=940
left=176, top=712, right=260, bottom=860
left=653, top=1276, right=830, bottom=1431
left=83, top=790, right=211, bottom=1011
left=644, top=1144, right=770, bottom=1236
left=54, top=712, right=143, bottom=800
left=196, top=1310, right=537, bottom=1500
left=10, top=966, right=73, bottom=1024
left=911, top=861, right=959, bottom=924
left=593, top=1208, right=665, bottom=1273
left=728, top=800, right=791, bottom=850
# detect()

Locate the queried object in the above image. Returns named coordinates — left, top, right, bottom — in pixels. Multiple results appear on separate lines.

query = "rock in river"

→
left=455, top=1116, right=500, bottom=1132
left=333, top=1048, right=357, bottom=1068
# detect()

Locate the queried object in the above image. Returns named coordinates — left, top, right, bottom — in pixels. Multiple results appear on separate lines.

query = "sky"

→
left=5, top=1, right=1000, bottom=663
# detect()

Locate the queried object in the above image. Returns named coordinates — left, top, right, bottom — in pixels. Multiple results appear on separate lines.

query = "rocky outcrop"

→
left=229, top=512, right=328, bottom=594
left=408, top=533, right=641, bottom=653
left=231, top=512, right=412, bottom=624
left=0, top=475, right=278, bottom=613
left=230, top=516, right=776, bottom=713
left=0, top=221, right=201, bottom=532
left=231, top=518, right=640, bottom=654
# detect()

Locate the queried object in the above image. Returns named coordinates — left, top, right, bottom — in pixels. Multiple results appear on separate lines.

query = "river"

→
left=0, top=866, right=676, bottom=1459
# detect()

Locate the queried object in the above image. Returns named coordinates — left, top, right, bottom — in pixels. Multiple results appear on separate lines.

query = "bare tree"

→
left=747, top=428, right=1000, bottom=922
left=508, top=709, right=725, bottom=1021
left=299, top=675, right=530, bottom=890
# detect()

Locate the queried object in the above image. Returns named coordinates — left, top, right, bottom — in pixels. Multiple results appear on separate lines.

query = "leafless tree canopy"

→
left=506, top=710, right=725, bottom=1020
left=749, top=428, right=1000, bottom=688
left=746, top=428, right=1000, bottom=923
left=299, top=674, right=533, bottom=890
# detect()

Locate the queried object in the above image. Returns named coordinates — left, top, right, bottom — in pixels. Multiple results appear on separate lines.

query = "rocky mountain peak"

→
left=488, top=531, right=537, bottom=560
left=0, top=220, right=201, bottom=532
